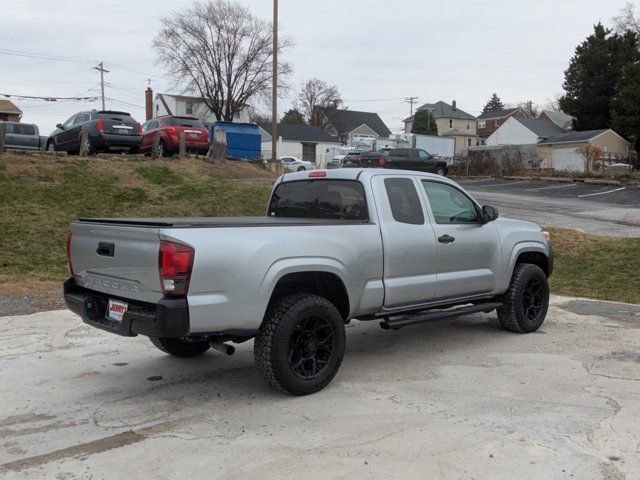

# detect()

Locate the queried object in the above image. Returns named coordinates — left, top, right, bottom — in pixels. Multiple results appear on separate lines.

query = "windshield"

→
left=268, top=180, right=368, bottom=221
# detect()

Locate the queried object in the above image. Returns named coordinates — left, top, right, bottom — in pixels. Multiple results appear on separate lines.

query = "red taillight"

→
left=137, top=122, right=142, bottom=135
left=96, top=119, right=104, bottom=133
left=167, top=127, right=178, bottom=138
left=308, top=170, right=327, bottom=177
left=66, top=232, right=74, bottom=276
left=159, top=240, right=194, bottom=297
left=379, top=157, right=385, bottom=166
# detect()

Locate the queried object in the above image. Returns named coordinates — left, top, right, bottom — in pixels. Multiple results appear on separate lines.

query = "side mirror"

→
left=482, top=205, right=499, bottom=222
left=56, top=123, right=64, bottom=130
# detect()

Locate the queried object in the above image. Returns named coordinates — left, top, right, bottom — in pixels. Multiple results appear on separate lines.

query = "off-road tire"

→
left=497, top=263, right=549, bottom=333
left=254, top=293, right=346, bottom=395
left=149, top=336, right=210, bottom=357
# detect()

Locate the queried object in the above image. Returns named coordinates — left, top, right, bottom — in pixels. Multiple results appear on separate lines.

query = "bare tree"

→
left=542, top=95, right=563, bottom=113
left=153, top=0, right=292, bottom=122
left=295, top=78, right=342, bottom=127
left=614, top=2, right=640, bottom=36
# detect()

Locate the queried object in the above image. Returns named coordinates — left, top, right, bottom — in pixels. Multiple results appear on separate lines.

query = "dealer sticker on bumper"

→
left=106, top=299, right=128, bottom=322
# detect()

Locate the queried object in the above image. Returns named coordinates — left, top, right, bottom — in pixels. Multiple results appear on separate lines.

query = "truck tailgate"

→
left=69, top=221, right=163, bottom=304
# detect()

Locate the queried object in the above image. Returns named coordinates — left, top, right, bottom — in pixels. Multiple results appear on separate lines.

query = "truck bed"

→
left=77, top=216, right=369, bottom=228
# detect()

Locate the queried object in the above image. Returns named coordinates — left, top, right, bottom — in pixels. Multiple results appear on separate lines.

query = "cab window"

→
left=422, top=181, right=479, bottom=224
left=384, top=178, right=424, bottom=225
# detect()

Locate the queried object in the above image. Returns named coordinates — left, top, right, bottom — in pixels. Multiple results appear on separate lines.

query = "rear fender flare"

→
left=259, top=257, right=351, bottom=318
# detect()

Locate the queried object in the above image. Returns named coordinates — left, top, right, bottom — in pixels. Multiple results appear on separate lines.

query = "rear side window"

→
left=269, top=180, right=368, bottom=221
left=12, top=124, right=36, bottom=135
left=165, top=117, right=204, bottom=128
left=384, top=178, right=424, bottom=225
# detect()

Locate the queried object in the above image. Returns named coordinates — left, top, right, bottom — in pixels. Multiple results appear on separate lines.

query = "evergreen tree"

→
left=612, top=62, right=640, bottom=151
left=482, top=93, right=505, bottom=113
left=281, top=109, right=306, bottom=125
left=559, top=23, right=639, bottom=130
left=411, top=109, right=438, bottom=135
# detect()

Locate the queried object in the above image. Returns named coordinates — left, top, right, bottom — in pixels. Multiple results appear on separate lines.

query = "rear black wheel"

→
left=497, top=263, right=549, bottom=333
left=149, top=336, right=210, bottom=357
left=254, top=293, right=345, bottom=395
left=436, top=167, right=445, bottom=176
left=297, top=166, right=306, bottom=171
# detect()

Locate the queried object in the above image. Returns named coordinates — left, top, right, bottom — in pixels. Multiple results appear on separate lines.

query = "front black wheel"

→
left=149, top=336, right=210, bottom=357
left=497, top=263, right=549, bottom=333
left=254, top=293, right=345, bottom=395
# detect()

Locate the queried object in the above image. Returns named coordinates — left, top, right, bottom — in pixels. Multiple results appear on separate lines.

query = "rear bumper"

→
left=63, top=277, right=189, bottom=338
left=93, top=133, right=142, bottom=150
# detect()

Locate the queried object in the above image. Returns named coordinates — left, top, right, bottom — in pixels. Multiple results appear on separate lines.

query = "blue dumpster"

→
left=210, top=122, right=261, bottom=161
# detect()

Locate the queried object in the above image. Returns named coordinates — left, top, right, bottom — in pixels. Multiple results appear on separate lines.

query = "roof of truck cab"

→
left=279, top=168, right=448, bottom=183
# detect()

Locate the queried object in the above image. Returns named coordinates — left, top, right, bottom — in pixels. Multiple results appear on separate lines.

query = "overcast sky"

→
left=0, top=0, right=631, bottom=134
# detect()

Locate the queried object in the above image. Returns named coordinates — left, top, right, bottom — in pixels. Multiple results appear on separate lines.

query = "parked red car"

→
left=140, top=116, right=210, bottom=156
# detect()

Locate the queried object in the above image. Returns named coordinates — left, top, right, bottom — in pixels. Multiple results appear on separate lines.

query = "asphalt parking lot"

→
left=1, top=296, right=639, bottom=479
left=457, top=178, right=639, bottom=206
left=456, top=178, right=640, bottom=237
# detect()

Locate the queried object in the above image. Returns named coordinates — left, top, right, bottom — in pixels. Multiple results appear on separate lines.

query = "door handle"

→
left=438, top=234, right=455, bottom=244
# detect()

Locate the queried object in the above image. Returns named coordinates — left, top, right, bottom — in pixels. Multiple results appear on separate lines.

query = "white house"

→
left=260, top=123, right=341, bottom=166
left=485, top=117, right=567, bottom=146
left=153, top=93, right=250, bottom=125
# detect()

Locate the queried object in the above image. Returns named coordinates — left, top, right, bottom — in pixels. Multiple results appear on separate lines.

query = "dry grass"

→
left=1, top=153, right=638, bottom=306
left=0, top=153, right=274, bottom=293
left=546, top=227, right=640, bottom=304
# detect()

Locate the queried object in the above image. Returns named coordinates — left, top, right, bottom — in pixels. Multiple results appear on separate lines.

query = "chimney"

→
left=145, top=87, right=153, bottom=121
left=451, top=100, right=457, bottom=111
left=311, top=105, right=320, bottom=126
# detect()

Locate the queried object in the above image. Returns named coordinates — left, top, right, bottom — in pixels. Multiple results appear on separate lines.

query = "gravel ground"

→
left=1, top=295, right=639, bottom=479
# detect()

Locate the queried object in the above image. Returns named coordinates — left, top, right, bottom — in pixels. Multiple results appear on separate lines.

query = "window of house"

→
left=185, top=101, right=194, bottom=115
left=467, top=138, right=472, bottom=147
left=422, top=181, right=479, bottom=224
left=155, top=104, right=159, bottom=114
left=449, top=119, right=453, bottom=129
left=495, top=120, right=500, bottom=126
left=466, top=121, right=471, bottom=130
left=603, top=145, right=608, bottom=153
left=478, top=121, right=486, bottom=129
left=384, top=178, right=424, bottom=225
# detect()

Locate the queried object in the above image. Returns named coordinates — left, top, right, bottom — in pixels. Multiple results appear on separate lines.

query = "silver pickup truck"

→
left=64, top=169, right=553, bottom=395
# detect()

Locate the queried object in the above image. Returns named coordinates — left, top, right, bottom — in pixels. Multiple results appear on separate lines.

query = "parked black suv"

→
left=47, top=110, right=142, bottom=154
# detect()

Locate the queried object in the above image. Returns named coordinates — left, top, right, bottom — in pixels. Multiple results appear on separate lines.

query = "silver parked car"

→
left=279, top=156, right=314, bottom=172
left=0, top=121, right=41, bottom=151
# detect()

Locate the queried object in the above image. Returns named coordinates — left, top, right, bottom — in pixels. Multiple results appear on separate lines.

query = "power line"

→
left=0, top=48, right=166, bottom=79
left=0, top=92, right=98, bottom=101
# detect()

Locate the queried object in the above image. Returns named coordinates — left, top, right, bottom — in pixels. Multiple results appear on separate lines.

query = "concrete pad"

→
left=1, top=297, right=639, bottom=479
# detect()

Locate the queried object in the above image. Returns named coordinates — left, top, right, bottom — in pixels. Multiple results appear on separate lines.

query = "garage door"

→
left=553, top=147, right=584, bottom=172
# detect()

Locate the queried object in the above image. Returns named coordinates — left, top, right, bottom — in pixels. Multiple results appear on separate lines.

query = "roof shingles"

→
left=260, top=123, right=340, bottom=143
left=325, top=110, right=391, bottom=137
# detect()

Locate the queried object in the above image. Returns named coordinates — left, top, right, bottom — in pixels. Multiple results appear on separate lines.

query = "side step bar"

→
left=380, top=302, right=503, bottom=331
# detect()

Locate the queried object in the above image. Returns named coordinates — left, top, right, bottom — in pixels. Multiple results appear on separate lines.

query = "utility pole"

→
left=271, top=0, right=278, bottom=163
left=405, top=96, right=418, bottom=116
left=94, top=62, right=109, bottom=111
